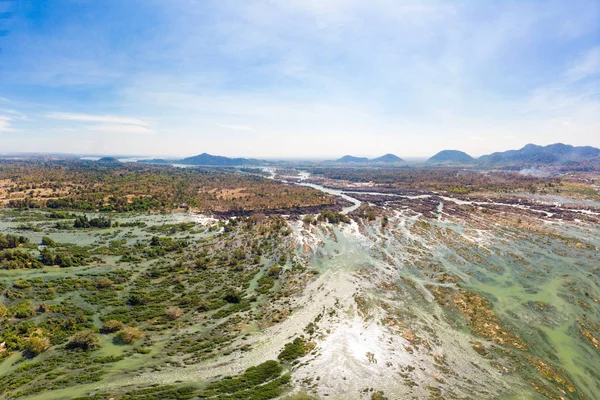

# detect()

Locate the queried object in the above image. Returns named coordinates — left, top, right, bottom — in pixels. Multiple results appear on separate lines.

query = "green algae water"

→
left=1, top=196, right=599, bottom=399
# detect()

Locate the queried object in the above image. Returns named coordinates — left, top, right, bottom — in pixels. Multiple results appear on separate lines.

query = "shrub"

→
left=54, top=253, right=73, bottom=267
left=101, top=320, right=124, bottom=333
left=128, top=291, right=151, bottom=306
left=302, top=215, right=317, bottom=225
left=69, top=330, right=100, bottom=351
left=205, top=360, right=283, bottom=394
left=166, top=306, right=184, bottom=320
left=278, top=337, right=314, bottom=363
left=27, top=336, right=51, bottom=355
left=40, top=248, right=55, bottom=265
left=285, top=394, right=318, bottom=400
left=317, top=211, right=350, bottom=224
left=38, top=303, right=51, bottom=313
left=115, top=327, right=144, bottom=344
left=96, top=277, right=114, bottom=289
left=41, top=236, right=58, bottom=247
left=0, top=233, right=28, bottom=250
left=223, top=291, right=242, bottom=304
left=10, top=301, right=36, bottom=318
left=0, top=250, right=43, bottom=269
left=74, top=215, right=112, bottom=229
left=13, top=280, right=31, bottom=289
left=371, top=392, right=388, bottom=400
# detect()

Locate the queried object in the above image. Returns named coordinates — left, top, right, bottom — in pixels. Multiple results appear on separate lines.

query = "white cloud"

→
left=86, top=124, right=155, bottom=135
left=43, top=112, right=155, bottom=137
left=2, top=1, right=600, bottom=156
left=46, top=112, right=150, bottom=127
left=0, top=109, right=28, bottom=120
left=0, top=116, right=14, bottom=132
left=565, top=46, right=600, bottom=82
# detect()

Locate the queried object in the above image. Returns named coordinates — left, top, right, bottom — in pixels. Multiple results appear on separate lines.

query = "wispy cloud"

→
left=44, top=112, right=155, bottom=136
left=0, top=0, right=599, bottom=156
left=46, top=112, right=150, bottom=127
left=0, top=116, right=14, bottom=132
left=0, top=108, right=27, bottom=120
left=86, top=124, right=154, bottom=135
left=565, top=46, right=600, bottom=82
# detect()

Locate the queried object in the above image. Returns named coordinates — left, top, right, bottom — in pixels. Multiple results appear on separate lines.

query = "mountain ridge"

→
left=477, top=143, right=600, bottom=165
left=131, top=143, right=600, bottom=168
left=428, top=150, right=474, bottom=164
left=180, top=153, right=263, bottom=166
left=372, top=153, right=404, bottom=163
left=325, top=154, right=405, bottom=164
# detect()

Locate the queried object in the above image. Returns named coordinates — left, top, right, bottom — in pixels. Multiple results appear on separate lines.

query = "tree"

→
left=41, top=236, right=58, bottom=247
left=40, top=248, right=55, bottom=266
left=68, top=330, right=100, bottom=351
left=73, top=215, right=91, bottom=229
left=101, top=320, right=124, bottom=333
left=224, top=291, right=242, bottom=304
left=27, top=336, right=51, bottom=355
left=115, top=327, right=144, bottom=344
left=166, top=306, right=183, bottom=320
left=96, top=277, right=114, bottom=289
left=54, top=253, right=73, bottom=268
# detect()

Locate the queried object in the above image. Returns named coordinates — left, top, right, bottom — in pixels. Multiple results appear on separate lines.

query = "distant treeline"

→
left=0, top=160, right=337, bottom=213
left=307, top=167, right=562, bottom=194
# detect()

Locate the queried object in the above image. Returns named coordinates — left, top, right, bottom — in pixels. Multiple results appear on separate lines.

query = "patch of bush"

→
left=9, top=301, right=36, bottom=318
left=68, top=330, right=100, bottom=351
left=26, top=336, right=51, bottom=355
left=278, top=337, right=314, bottom=363
left=115, top=327, right=144, bottom=344
left=201, top=360, right=289, bottom=399
left=101, top=320, right=124, bottom=333
left=0, top=250, right=42, bottom=270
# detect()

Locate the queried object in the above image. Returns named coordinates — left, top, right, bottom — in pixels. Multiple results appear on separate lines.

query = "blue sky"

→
left=0, top=0, right=599, bottom=158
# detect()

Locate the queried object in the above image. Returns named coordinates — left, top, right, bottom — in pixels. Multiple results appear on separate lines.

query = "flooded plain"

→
left=0, top=182, right=599, bottom=399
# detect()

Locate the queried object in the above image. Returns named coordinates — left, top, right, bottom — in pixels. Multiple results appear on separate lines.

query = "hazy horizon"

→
left=2, top=141, right=596, bottom=162
left=1, top=1, right=599, bottom=157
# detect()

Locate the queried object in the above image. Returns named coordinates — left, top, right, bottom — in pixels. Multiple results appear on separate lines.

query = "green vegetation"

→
left=0, top=250, right=42, bottom=269
left=0, top=160, right=338, bottom=213
left=115, top=327, right=144, bottom=344
left=1, top=163, right=599, bottom=400
left=278, top=337, right=314, bottom=363
left=0, top=204, right=311, bottom=398
left=101, top=320, right=124, bottom=333
left=317, top=210, right=350, bottom=224
left=308, top=167, right=563, bottom=195
left=73, top=215, right=112, bottom=229
left=200, top=361, right=291, bottom=399
left=0, top=233, right=29, bottom=250
left=68, top=330, right=101, bottom=351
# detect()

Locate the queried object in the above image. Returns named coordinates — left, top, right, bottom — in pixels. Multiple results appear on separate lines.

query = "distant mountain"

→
left=428, top=150, right=474, bottom=164
left=335, top=155, right=370, bottom=163
left=372, top=154, right=404, bottom=163
left=478, top=143, right=600, bottom=165
left=324, top=154, right=404, bottom=164
left=179, top=153, right=263, bottom=166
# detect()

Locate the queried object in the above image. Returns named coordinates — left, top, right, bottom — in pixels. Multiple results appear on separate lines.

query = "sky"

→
left=0, top=0, right=599, bottom=158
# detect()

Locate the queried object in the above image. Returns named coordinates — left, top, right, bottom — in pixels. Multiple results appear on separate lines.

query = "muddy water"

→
left=298, top=182, right=362, bottom=214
